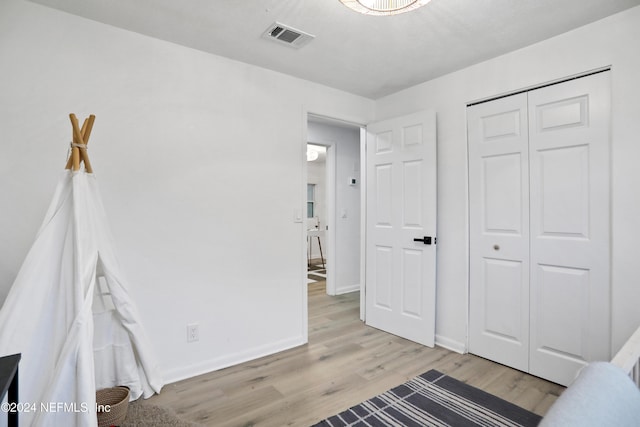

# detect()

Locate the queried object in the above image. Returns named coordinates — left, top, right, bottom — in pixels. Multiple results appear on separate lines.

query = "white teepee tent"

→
left=0, top=114, right=163, bottom=427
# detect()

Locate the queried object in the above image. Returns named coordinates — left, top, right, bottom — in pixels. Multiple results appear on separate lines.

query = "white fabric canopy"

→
left=0, top=170, right=163, bottom=427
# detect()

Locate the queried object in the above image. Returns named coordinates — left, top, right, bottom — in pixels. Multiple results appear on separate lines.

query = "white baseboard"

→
left=336, top=284, right=360, bottom=295
left=435, top=334, right=466, bottom=354
left=162, top=335, right=306, bottom=384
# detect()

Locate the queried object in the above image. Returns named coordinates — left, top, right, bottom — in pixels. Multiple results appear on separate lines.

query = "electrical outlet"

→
left=187, top=323, right=199, bottom=343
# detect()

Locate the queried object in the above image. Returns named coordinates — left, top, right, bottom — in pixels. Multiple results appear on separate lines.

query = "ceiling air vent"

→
left=262, top=22, right=315, bottom=49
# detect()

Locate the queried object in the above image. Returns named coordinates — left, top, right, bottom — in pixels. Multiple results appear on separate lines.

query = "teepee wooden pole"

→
left=79, top=115, right=95, bottom=173
left=66, top=114, right=95, bottom=173
left=65, top=115, right=94, bottom=170
left=65, top=119, right=85, bottom=170
left=83, top=115, right=95, bottom=144
left=69, top=114, right=82, bottom=171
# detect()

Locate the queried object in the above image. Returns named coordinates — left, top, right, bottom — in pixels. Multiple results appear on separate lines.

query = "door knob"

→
left=493, top=244, right=500, bottom=251
left=413, top=236, right=435, bottom=245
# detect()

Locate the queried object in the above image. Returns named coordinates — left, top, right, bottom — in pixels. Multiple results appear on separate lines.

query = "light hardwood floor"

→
left=148, top=281, right=564, bottom=426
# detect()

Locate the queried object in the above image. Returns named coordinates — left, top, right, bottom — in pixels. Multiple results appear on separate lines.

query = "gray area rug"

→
left=312, top=369, right=542, bottom=426
left=121, top=401, right=203, bottom=427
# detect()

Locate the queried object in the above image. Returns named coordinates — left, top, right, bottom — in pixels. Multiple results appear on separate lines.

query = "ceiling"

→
left=29, top=0, right=640, bottom=99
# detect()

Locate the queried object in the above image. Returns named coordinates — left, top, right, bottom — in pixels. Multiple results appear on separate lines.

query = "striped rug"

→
left=312, top=370, right=542, bottom=427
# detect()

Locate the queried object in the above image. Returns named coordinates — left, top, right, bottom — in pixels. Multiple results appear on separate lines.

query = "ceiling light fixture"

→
left=307, top=148, right=319, bottom=161
left=339, top=0, right=431, bottom=15
left=307, top=144, right=326, bottom=161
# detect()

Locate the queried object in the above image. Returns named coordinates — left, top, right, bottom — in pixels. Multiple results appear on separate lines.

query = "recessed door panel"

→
left=537, top=96, right=588, bottom=131
left=403, top=160, right=422, bottom=228
left=402, top=249, right=422, bottom=318
left=538, top=145, right=589, bottom=238
left=483, top=153, right=522, bottom=234
left=374, top=246, right=393, bottom=310
left=376, top=131, right=393, bottom=153
left=403, top=123, right=423, bottom=147
left=375, top=164, right=393, bottom=227
left=483, top=258, right=524, bottom=343
left=534, top=265, right=589, bottom=360
left=482, top=109, right=522, bottom=141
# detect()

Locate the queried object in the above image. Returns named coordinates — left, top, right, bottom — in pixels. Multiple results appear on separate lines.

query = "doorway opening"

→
left=306, top=143, right=328, bottom=285
left=305, top=114, right=363, bottom=304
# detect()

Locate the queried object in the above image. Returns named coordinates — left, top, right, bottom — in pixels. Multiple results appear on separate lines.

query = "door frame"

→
left=302, top=110, right=367, bottom=342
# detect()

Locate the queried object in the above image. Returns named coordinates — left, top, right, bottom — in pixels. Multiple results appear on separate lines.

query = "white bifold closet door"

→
left=468, top=71, right=611, bottom=386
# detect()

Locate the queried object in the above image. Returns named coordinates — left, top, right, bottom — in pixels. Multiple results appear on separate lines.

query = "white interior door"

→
left=365, top=110, right=437, bottom=347
left=528, top=72, right=611, bottom=385
left=468, top=93, right=531, bottom=372
left=468, top=71, right=611, bottom=386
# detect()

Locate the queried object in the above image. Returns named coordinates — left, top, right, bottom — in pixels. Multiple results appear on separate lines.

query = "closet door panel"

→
left=468, top=93, right=530, bottom=371
left=528, top=72, right=611, bottom=386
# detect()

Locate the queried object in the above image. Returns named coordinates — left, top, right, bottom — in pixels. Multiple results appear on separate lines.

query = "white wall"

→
left=0, top=0, right=374, bottom=382
left=375, top=5, right=640, bottom=353
left=308, top=121, right=361, bottom=295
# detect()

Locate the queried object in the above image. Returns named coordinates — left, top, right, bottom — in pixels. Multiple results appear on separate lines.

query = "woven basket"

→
left=96, top=386, right=130, bottom=427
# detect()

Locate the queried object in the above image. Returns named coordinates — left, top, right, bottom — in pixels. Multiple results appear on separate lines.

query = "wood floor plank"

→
left=147, top=281, right=564, bottom=425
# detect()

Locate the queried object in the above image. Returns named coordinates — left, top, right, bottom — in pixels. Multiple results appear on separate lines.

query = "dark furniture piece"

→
left=0, top=353, right=21, bottom=427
